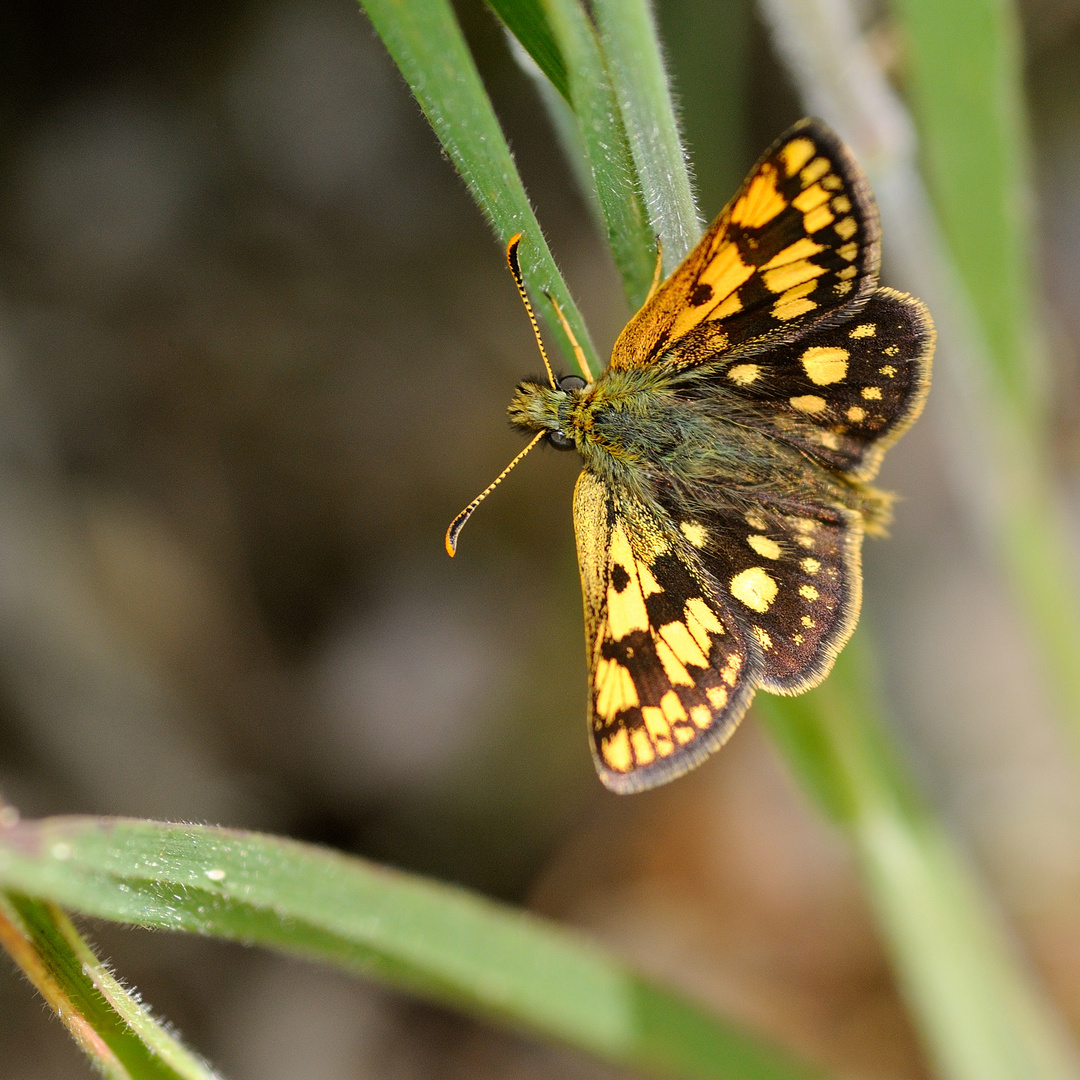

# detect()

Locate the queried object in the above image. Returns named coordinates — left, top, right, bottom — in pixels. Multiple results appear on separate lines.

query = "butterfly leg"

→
left=542, top=289, right=595, bottom=384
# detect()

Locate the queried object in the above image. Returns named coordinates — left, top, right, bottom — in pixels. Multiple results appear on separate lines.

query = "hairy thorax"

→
left=507, top=366, right=891, bottom=532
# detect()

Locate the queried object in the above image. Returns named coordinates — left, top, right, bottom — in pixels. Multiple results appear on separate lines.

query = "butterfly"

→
left=447, top=118, right=933, bottom=793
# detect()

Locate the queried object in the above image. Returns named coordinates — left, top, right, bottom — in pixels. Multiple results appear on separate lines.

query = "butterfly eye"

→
left=547, top=429, right=576, bottom=450
left=557, top=375, right=587, bottom=392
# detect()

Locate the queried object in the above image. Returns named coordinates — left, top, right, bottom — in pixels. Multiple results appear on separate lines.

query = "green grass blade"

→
left=891, top=0, right=1080, bottom=761
left=590, top=0, right=702, bottom=268
left=357, top=0, right=599, bottom=380
left=0, top=891, right=221, bottom=1080
left=759, top=639, right=1080, bottom=1080
left=0, top=816, right=830, bottom=1080
left=485, top=0, right=570, bottom=101
left=538, top=0, right=657, bottom=308
left=892, top=0, right=1038, bottom=415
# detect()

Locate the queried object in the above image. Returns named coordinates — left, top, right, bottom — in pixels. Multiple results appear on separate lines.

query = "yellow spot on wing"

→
left=701, top=242, right=754, bottom=293
left=595, top=657, right=639, bottom=720
left=637, top=560, right=663, bottom=596
left=748, top=534, right=781, bottom=559
left=800, top=584, right=820, bottom=601
left=727, top=363, right=760, bottom=385
left=655, top=636, right=694, bottom=686
left=631, top=728, right=655, bottom=765
left=792, top=183, right=830, bottom=212
left=690, top=704, right=712, bottom=729
left=660, top=690, right=688, bottom=723
left=730, top=567, right=779, bottom=612
left=730, top=164, right=787, bottom=228
left=713, top=293, right=742, bottom=319
left=683, top=613, right=712, bottom=655
left=772, top=280, right=818, bottom=320
left=801, top=557, right=821, bottom=573
left=800, top=156, right=831, bottom=184
left=834, top=216, right=857, bottom=240
left=607, top=523, right=649, bottom=638
left=721, top=655, right=741, bottom=686
left=602, top=729, right=632, bottom=772
left=837, top=242, right=858, bottom=261
left=862, top=386, right=883, bottom=400
left=802, top=204, right=835, bottom=234
left=846, top=406, right=866, bottom=422
left=790, top=394, right=827, bottom=413
left=762, top=238, right=826, bottom=268
left=849, top=322, right=876, bottom=338
left=688, top=598, right=725, bottom=633
left=763, top=259, right=827, bottom=295
left=706, top=685, right=728, bottom=709
left=753, top=626, right=773, bottom=649
left=684, top=597, right=724, bottom=644
left=642, top=706, right=672, bottom=744
left=658, top=620, right=709, bottom=668
left=801, top=346, right=849, bottom=385
left=671, top=243, right=754, bottom=338
left=780, top=137, right=816, bottom=176
left=680, top=521, right=708, bottom=548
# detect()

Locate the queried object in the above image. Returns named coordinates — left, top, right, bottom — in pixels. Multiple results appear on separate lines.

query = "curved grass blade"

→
left=590, top=0, right=702, bottom=269
left=0, top=890, right=221, bottom=1080
left=0, top=815, right=829, bottom=1080
left=538, top=0, right=657, bottom=308
left=358, top=0, right=599, bottom=380
left=485, top=0, right=570, bottom=102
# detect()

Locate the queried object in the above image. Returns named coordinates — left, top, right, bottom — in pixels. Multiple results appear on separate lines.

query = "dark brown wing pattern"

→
left=684, top=288, right=934, bottom=482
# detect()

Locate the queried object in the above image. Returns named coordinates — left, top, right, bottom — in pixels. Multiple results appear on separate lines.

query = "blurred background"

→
left=0, top=0, right=1079, bottom=1077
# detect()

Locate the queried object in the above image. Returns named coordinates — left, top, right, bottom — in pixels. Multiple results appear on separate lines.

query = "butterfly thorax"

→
left=508, top=368, right=890, bottom=529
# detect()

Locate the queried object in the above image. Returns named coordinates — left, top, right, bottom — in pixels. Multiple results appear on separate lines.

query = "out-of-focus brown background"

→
left=2, top=1, right=1080, bottom=1077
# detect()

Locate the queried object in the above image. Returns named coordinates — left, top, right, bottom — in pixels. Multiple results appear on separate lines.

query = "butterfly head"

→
left=508, top=374, right=587, bottom=451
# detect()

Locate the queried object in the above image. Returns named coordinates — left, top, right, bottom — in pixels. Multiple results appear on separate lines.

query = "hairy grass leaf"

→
left=0, top=815, right=829, bottom=1080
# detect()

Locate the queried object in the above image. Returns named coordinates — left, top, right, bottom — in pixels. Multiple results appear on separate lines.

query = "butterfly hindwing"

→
left=660, top=496, right=863, bottom=694
left=574, top=472, right=760, bottom=793
left=611, top=118, right=881, bottom=372
left=687, top=288, right=933, bottom=481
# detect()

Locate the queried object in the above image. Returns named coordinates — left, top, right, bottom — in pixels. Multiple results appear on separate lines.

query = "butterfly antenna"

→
left=506, top=234, right=558, bottom=389
left=445, top=431, right=545, bottom=556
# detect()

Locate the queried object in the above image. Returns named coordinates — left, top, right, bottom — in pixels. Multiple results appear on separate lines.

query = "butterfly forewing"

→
left=612, top=119, right=881, bottom=372
left=574, top=472, right=760, bottom=793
